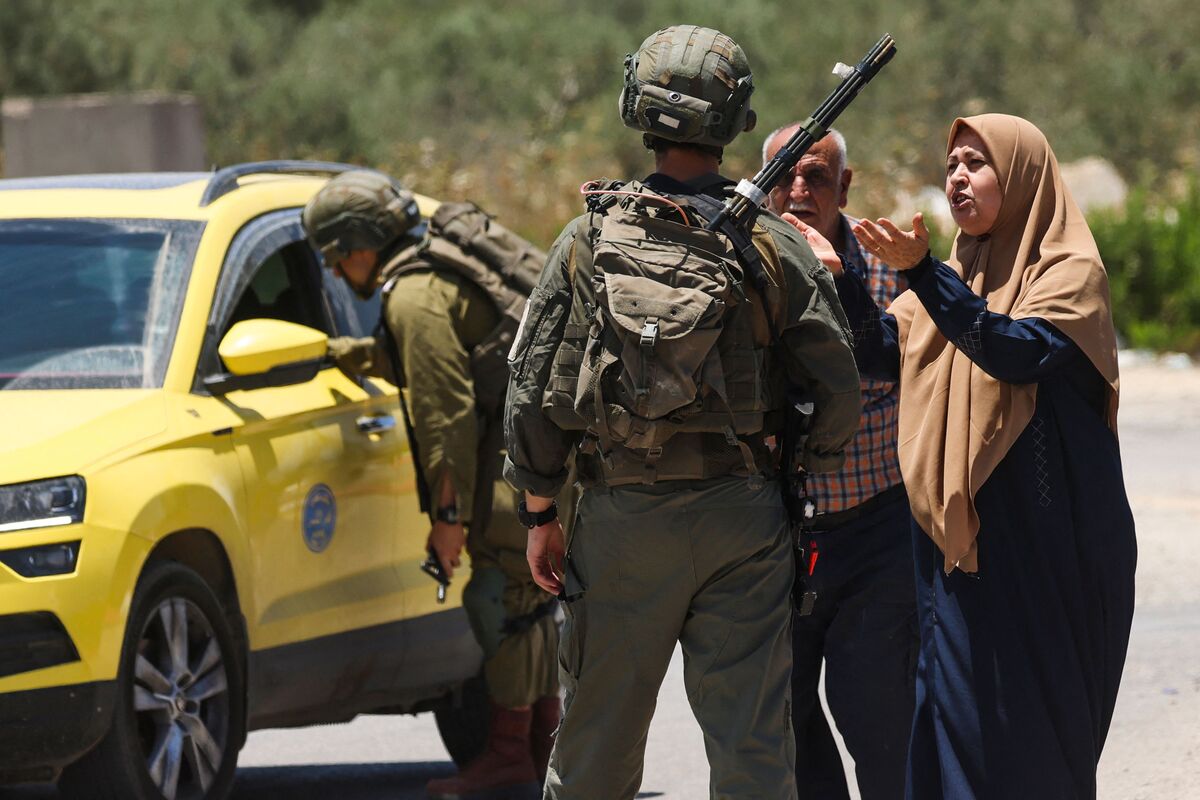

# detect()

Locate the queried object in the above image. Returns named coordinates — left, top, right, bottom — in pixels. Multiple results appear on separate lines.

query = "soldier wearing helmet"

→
left=504, top=25, right=860, bottom=799
left=303, top=171, right=563, bottom=798
left=302, top=171, right=426, bottom=300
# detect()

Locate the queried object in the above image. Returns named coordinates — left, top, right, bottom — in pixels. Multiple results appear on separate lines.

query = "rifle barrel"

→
left=708, top=34, right=897, bottom=233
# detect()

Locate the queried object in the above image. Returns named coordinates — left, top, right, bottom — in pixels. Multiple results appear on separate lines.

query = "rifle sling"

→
left=377, top=314, right=433, bottom=516
left=684, top=192, right=781, bottom=343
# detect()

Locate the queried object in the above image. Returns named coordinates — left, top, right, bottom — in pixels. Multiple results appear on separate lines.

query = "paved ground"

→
left=226, top=359, right=1200, bottom=799
left=1091, top=359, right=1200, bottom=800
left=7, top=359, right=1198, bottom=799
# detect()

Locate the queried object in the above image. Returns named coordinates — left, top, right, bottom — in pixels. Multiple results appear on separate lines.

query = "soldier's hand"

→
left=852, top=213, right=930, bottom=270
left=326, top=336, right=375, bottom=378
left=428, top=522, right=466, bottom=579
left=782, top=213, right=843, bottom=275
left=527, top=519, right=566, bottom=596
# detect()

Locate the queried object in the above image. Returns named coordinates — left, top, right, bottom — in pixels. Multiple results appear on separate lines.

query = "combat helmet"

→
left=619, top=25, right=757, bottom=150
left=302, top=170, right=424, bottom=266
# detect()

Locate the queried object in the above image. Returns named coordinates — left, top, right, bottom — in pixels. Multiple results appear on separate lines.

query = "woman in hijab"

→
left=786, top=113, right=1137, bottom=799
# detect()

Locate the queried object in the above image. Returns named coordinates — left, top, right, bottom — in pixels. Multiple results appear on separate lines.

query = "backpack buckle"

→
left=640, top=318, right=659, bottom=349
left=580, top=431, right=614, bottom=469
left=642, top=446, right=664, bottom=484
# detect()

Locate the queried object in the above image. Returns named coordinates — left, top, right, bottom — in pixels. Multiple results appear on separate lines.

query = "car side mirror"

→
left=205, top=319, right=331, bottom=394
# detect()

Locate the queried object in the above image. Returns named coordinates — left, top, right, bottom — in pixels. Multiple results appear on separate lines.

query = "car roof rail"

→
left=199, top=160, right=378, bottom=207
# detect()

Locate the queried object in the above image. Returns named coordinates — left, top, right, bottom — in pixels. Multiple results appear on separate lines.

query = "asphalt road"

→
left=6, top=360, right=1198, bottom=799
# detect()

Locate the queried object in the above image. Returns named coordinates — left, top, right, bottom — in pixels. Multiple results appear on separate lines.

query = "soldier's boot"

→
left=529, top=695, right=561, bottom=784
left=426, top=704, right=539, bottom=799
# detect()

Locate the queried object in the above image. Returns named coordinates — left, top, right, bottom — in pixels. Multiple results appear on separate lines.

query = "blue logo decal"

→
left=302, top=484, right=336, bottom=553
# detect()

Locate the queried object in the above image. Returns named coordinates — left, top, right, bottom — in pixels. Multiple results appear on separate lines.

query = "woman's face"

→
left=945, top=127, right=1002, bottom=236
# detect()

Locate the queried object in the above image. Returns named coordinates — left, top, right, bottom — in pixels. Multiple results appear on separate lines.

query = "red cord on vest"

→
left=579, top=181, right=694, bottom=226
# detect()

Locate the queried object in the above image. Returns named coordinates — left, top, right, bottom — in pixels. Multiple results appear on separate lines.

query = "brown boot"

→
left=427, top=704, right=539, bottom=799
left=529, top=695, right=561, bottom=783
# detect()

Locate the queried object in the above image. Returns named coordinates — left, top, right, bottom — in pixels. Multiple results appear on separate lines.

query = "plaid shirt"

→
left=807, top=215, right=906, bottom=514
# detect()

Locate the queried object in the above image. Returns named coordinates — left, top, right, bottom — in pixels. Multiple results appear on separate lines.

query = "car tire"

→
left=433, top=672, right=490, bottom=767
left=59, top=561, right=245, bottom=800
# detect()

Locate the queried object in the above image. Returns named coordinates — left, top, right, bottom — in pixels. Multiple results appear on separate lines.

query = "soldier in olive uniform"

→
left=504, top=26, right=861, bottom=800
left=302, top=172, right=560, bottom=798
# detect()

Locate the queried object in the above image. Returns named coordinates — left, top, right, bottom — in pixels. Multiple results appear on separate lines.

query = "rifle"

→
left=779, top=390, right=819, bottom=615
left=705, top=33, right=897, bottom=237
left=706, top=34, right=897, bottom=613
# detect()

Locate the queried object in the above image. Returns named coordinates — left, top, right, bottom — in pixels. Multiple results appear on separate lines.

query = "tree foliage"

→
left=2, top=0, right=1199, bottom=350
left=4, top=1, right=1197, bottom=205
left=1091, top=183, right=1200, bottom=353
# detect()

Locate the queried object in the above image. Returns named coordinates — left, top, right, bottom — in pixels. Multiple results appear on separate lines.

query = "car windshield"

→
left=0, top=218, right=202, bottom=390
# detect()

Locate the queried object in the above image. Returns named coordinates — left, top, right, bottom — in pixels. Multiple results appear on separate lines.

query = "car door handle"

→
left=356, top=414, right=396, bottom=434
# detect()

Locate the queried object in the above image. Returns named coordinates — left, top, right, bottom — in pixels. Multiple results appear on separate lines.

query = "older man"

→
left=764, top=125, right=918, bottom=800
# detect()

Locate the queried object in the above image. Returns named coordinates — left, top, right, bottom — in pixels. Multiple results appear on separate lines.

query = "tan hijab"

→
left=889, top=114, right=1120, bottom=573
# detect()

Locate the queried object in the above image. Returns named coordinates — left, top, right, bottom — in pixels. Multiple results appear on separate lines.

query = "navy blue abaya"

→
left=837, top=256, right=1137, bottom=800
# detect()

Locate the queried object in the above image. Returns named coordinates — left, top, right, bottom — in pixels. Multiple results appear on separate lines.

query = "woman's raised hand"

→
left=852, top=213, right=930, bottom=270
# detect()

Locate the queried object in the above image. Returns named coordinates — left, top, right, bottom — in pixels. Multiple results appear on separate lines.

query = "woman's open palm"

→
left=852, top=213, right=930, bottom=270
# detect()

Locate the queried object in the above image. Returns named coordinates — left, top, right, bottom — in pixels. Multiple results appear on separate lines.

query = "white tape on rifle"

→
left=735, top=179, right=769, bottom=207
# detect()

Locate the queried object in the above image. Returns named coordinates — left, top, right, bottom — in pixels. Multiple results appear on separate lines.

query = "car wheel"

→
left=433, top=673, right=490, bottom=767
left=59, top=561, right=245, bottom=800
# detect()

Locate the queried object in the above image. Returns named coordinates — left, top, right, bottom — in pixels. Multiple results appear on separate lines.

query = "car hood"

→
left=0, top=390, right=167, bottom=483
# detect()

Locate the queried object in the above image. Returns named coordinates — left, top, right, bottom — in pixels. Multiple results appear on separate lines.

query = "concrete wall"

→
left=1, top=92, right=206, bottom=177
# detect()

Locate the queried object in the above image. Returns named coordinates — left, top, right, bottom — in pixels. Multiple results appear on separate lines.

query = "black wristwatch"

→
left=518, top=500, right=558, bottom=529
left=435, top=506, right=459, bottom=524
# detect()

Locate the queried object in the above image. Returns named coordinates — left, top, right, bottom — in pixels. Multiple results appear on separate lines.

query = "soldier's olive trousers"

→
left=463, top=474, right=560, bottom=709
left=546, top=477, right=798, bottom=800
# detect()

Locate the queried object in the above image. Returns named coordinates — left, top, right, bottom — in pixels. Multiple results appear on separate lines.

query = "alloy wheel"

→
left=131, top=597, right=230, bottom=800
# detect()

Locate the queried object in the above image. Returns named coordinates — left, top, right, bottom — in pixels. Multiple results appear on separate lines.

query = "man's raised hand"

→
left=781, top=213, right=843, bottom=275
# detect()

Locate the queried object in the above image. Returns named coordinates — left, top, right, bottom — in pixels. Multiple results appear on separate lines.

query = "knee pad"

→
left=462, top=566, right=508, bottom=658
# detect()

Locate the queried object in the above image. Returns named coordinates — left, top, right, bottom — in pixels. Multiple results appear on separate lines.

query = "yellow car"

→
left=0, top=162, right=487, bottom=799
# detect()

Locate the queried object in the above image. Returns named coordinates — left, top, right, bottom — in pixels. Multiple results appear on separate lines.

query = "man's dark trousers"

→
left=791, top=486, right=918, bottom=800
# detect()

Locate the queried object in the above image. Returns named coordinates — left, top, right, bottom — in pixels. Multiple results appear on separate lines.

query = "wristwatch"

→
left=518, top=500, right=558, bottom=529
left=435, top=506, right=459, bottom=524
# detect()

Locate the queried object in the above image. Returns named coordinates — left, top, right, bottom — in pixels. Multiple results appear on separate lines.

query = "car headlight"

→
left=0, top=477, right=86, bottom=533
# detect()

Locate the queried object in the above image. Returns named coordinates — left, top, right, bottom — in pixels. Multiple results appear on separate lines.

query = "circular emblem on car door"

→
left=302, top=484, right=337, bottom=553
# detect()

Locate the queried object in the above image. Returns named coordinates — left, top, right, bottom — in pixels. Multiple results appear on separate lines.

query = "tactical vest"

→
left=381, top=201, right=544, bottom=420
left=543, top=180, right=787, bottom=487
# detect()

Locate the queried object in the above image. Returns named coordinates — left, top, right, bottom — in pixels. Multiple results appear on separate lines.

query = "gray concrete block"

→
left=1, top=92, right=207, bottom=177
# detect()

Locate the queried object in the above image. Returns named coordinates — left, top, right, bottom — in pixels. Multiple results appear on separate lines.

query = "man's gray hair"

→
left=761, top=124, right=847, bottom=175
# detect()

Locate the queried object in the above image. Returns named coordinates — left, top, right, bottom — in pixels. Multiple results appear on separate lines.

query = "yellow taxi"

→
left=0, top=162, right=487, bottom=799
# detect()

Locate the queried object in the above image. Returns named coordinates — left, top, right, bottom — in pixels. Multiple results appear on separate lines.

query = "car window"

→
left=196, top=210, right=341, bottom=389
left=223, top=244, right=330, bottom=338
left=0, top=218, right=202, bottom=390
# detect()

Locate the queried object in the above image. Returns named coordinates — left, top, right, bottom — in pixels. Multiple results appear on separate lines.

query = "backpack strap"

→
left=684, top=192, right=782, bottom=343
left=685, top=195, right=815, bottom=513
left=672, top=190, right=777, bottom=485
left=584, top=344, right=619, bottom=469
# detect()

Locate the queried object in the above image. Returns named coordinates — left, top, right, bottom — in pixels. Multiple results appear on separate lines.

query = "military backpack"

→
left=550, top=181, right=784, bottom=485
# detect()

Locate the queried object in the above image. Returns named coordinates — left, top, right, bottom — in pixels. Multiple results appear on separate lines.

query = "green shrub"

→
left=1090, top=183, right=1200, bottom=354
left=922, top=216, right=957, bottom=264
